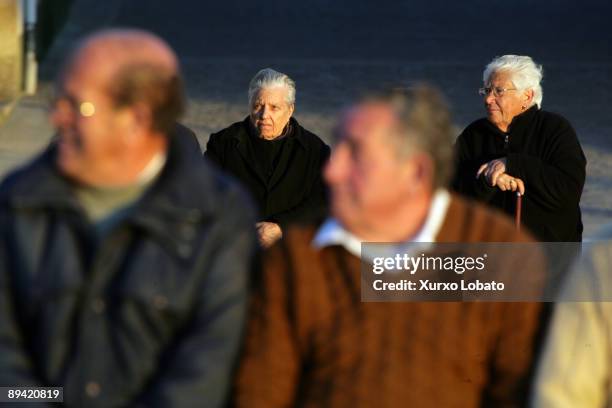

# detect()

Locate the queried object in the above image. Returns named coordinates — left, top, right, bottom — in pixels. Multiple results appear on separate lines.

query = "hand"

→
left=476, top=158, right=507, bottom=186
left=494, top=173, right=525, bottom=195
left=256, top=222, right=283, bottom=248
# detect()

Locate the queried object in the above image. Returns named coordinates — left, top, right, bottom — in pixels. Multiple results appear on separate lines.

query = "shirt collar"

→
left=137, top=150, right=167, bottom=185
left=312, top=189, right=451, bottom=259
left=2, top=132, right=211, bottom=260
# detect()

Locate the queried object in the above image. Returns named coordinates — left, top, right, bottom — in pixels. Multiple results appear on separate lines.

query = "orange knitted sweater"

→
left=235, top=195, right=543, bottom=408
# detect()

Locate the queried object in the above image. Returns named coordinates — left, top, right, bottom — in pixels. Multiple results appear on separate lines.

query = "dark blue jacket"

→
left=0, top=130, right=257, bottom=407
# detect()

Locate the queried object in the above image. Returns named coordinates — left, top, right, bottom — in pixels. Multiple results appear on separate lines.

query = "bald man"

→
left=0, top=29, right=256, bottom=407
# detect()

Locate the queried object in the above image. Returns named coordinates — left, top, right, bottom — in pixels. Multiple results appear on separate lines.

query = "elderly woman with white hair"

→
left=453, top=55, right=586, bottom=241
left=205, top=68, right=330, bottom=247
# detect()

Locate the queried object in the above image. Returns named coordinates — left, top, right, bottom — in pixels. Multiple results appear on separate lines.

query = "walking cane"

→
left=515, top=192, right=522, bottom=230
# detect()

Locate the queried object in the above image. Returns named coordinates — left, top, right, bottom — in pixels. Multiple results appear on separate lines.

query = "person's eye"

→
left=495, top=87, right=505, bottom=95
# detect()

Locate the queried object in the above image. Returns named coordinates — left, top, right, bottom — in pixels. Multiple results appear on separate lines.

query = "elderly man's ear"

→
left=401, top=153, right=434, bottom=194
left=522, top=89, right=535, bottom=108
left=123, top=103, right=154, bottom=143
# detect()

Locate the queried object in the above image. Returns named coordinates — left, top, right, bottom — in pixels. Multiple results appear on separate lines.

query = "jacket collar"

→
left=231, top=117, right=308, bottom=188
left=507, top=105, right=538, bottom=134
left=484, top=105, right=539, bottom=136
left=1, top=130, right=214, bottom=260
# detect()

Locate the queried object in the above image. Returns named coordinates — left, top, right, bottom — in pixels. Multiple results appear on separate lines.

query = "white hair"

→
left=248, top=68, right=296, bottom=106
left=483, top=55, right=544, bottom=108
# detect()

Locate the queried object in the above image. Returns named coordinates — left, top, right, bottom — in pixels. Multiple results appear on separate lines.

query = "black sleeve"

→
left=270, top=143, right=330, bottom=229
left=505, top=119, right=586, bottom=211
left=452, top=130, right=498, bottom=202
left=203, top=133, right=224, bottom=168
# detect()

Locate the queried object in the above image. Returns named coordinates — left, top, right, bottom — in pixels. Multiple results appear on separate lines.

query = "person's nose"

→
left=259, top=105, right=270, bottom=120
left=484, top=92, right=496, bottom=105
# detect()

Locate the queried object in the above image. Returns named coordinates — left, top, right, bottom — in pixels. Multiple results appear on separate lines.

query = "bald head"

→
left=60, top=29, right=184, bottom=134
left=65, top=29, right=177, bottom=81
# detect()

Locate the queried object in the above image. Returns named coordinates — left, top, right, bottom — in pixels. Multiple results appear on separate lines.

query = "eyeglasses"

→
left=50, top=93, right=96, bottom=117
left=478, top=87, right=517, bottom=98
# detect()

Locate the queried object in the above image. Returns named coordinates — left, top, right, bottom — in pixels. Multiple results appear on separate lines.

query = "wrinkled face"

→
left=484, top=71, right=531, bottom=132
left=249, top=87, right=294, bottom=139
left=324, top=103, right=413, bottom=233
left=51, top=56, right=132, bottom=185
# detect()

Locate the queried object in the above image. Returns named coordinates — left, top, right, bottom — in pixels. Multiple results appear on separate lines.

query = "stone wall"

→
left=0, top=0, right=22, bottom=101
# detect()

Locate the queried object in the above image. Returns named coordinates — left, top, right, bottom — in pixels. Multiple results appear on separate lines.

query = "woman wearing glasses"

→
left=453, top=55, right=586, bottom=242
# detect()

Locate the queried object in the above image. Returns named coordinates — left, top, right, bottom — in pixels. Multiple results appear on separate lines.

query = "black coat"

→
left=204, top=117, right=330, bottom=228
left=453, top=106, right=586, bottom=242
left=0, top=131, right=257, bottom=407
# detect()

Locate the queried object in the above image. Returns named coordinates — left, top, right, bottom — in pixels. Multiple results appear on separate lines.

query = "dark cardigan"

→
left=235, top=195, right=543, bottom=407
left=453, top=106, right=586, bottom=242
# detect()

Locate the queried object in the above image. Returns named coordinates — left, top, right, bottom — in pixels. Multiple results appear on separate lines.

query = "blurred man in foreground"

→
left=234, top=86, right=543, bottom=407
left=0, top=29, right=256, bottom=407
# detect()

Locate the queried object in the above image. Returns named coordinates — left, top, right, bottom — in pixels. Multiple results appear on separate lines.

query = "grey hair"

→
left=483, top=55, right=544, bottom=108
left=357, top=85, right=456, bottom=189
left=248, top=68, right=296, bottom=106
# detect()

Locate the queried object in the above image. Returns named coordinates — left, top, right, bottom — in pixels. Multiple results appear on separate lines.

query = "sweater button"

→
left=91, top=298, right=105, bottom=314
left=85, top=381, right=101, bottom=398
left=153, top=294, right=168, bottom=310
left=177, top=244, right=191, bottom=258
left=179, top=224, right=196, bottom=241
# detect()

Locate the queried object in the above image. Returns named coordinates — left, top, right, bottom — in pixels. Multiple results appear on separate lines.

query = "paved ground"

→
left=1, top=0, right=611, bottom=237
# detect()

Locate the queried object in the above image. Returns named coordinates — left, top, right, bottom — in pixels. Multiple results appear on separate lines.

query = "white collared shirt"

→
left=312, top=189, right=451, bottom=260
